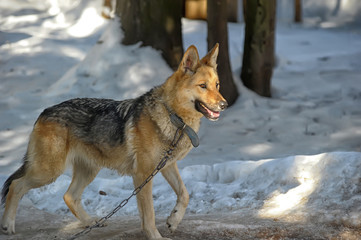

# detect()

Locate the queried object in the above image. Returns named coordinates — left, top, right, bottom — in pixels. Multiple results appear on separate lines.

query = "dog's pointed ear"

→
left=179, top=45, right=200, bottom=74
left=201, top=43, right=219, bottom=69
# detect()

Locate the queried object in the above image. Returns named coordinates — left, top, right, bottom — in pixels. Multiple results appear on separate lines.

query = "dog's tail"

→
left=1, top=155, right=28, bottom=206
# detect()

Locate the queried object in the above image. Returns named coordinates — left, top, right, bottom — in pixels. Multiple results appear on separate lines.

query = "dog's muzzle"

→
left=195, top=100, right=228, bottom=121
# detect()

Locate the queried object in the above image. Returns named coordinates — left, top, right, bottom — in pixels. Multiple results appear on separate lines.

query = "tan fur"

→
left=1, top=44, right=227, bottom=240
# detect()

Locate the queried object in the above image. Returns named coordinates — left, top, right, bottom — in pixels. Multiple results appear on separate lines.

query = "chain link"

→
left=68, top=128, right=184, bottom=240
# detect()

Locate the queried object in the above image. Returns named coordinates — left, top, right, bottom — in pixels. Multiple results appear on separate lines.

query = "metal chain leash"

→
left=68, top=127, right=185, bottom=240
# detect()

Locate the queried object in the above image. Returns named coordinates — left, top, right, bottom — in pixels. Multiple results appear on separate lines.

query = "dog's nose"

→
left=219, top=100, right=228, bottom=110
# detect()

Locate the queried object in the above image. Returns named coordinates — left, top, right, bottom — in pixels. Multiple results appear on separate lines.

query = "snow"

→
left=1, top=0, right=361, bottom=233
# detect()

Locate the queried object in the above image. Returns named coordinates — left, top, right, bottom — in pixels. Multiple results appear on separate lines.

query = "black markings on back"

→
left=39, top=88, right=156, bottom=146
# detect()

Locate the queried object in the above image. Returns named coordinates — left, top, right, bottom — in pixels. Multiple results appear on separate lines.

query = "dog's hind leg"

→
left=1, top=121, right=68, bottom=234
left=1, top=172, right=32, bottom=234
left=63, top=159, right=99, bottom=227
left=161, top=162, right=189, bottom=233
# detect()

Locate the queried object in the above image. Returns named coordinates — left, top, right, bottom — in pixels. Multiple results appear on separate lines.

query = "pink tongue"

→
left=206, top=107, right=220, bottom=118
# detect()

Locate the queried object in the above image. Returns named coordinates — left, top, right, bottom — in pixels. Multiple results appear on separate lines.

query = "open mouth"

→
left=195, top=100, right=220, bottom=121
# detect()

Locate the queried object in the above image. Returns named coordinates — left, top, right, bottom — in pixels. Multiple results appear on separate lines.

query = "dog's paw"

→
left=1, top=220, right=15, bottom=235
left=79, top=218, right=107, bottom=229
left=166, top=209, right=182, bottom=233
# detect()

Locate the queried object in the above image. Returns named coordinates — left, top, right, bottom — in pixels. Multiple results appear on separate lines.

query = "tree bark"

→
left=243, top=0, right=247, bottom=22
left=207, top=0, right=239, bottom=106
left=116, top=0, right=183, bottom=70
left=240, top=0, right=276, bottom=97
left=294, top=0, right=302, bottom=23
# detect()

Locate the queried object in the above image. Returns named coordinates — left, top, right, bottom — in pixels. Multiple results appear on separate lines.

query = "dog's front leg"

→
left=161, top=162, right=189, bottom=233
left=133, top=174, right=171, bottom=240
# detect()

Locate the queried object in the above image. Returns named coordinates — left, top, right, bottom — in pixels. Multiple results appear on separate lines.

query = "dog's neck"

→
left=163, top=103, right=199, bottom=148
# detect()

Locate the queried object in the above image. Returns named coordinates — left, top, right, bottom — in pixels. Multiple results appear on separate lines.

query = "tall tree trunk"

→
left=207, top=0, right=238, bottom=106
left=294, top=0, right=302, bottom=23
left=116, top=0, right=183, bottom=70
left=240, top=0, right=276, bottom=97
left=243, top=0, right=247, bottom=22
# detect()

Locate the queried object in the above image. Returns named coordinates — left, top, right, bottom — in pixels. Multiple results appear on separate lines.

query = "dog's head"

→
left=165, top=44, right=228, bottom=121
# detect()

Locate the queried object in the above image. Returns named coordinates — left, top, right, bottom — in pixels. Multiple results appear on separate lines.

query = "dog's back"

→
left=40, top=98, right=136, bottom=146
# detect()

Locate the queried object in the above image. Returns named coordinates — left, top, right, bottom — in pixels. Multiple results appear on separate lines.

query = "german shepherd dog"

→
left=1, top=44, right=227, bottom=239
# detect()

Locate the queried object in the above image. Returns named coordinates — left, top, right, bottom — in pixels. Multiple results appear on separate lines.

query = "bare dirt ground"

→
left=1, top=206, right=360, bottom=240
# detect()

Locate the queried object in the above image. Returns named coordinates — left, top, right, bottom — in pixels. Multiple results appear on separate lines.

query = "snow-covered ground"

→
left=1, top=0, right=361, bottom=238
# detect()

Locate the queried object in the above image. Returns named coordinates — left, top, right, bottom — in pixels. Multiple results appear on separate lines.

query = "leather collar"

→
left=163, top=104, right=199, bottom=148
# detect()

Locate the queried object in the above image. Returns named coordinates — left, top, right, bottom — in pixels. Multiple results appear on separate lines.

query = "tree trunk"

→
left=294, top=0, right=302, bottom=23
left=243, top=0, right=247, bottom=22
left=240, top=0, right=276, bottom=97
left=207, top=0, right=239, bottom=106
left=116, top=0, right=183, bottom=70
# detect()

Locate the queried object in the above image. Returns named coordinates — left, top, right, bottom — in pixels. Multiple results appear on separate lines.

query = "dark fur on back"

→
left=1, top=157, right=28, bottom=206
left=38, top=87, right=157, bottom=146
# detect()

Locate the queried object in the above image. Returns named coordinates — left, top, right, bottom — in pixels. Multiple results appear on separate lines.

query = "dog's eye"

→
left=199, top=83, right=207, bottom=89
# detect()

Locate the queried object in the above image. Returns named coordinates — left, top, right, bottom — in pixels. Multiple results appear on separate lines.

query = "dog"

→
left=1, top=44, right=227, bottom=239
